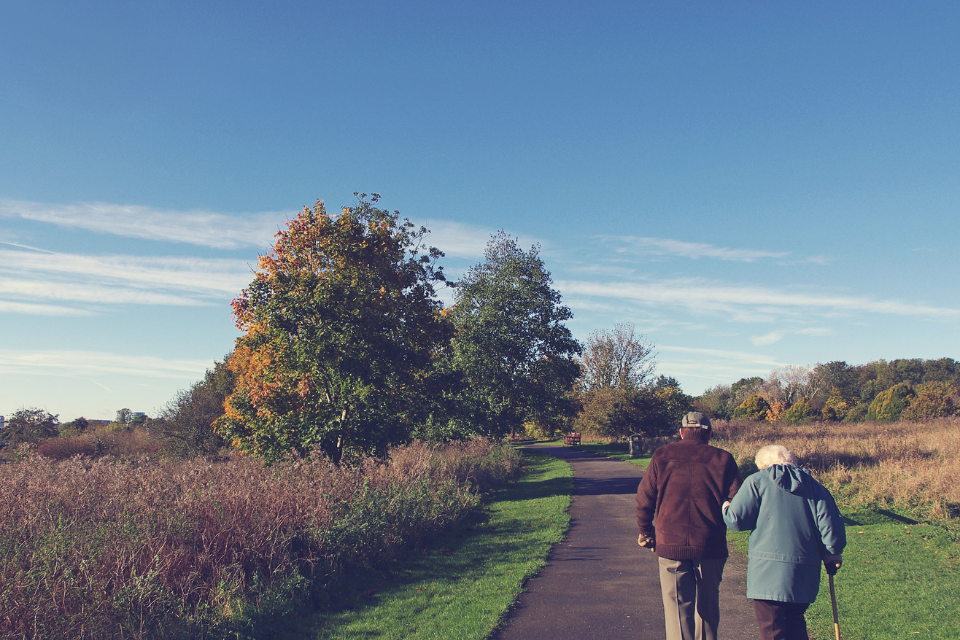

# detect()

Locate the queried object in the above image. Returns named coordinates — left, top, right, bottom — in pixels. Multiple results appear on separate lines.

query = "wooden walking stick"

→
left=828, top=572, right=840, bottom=640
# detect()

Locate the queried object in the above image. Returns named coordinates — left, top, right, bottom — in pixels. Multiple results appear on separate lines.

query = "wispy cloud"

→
left=423, top=220, right=493, bottom=259
left=0, top=300, right=95, bottom=316
left=0, top=278, right=210, bottom=306
left=0, top=350, right=212, bottom=379
left=0, top=248, right=253, bottom=313
left=597, top=235, right=832, bottom=266
left=657, top=345, right=787, bottom=367
left=655, top=345, right=788, bottom=385
left=750, top=327, right=833, bottom=346
left=0, top=249, right=252, bottom=295
left=0, top=199, right=288, bottom=250
left=609, top=236, right=789, bottom=262
left=557, top=278, right=960, bottom=320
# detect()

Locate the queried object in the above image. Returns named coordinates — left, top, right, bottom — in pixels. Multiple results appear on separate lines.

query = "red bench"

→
left=562, top=432, right=581, bottom=446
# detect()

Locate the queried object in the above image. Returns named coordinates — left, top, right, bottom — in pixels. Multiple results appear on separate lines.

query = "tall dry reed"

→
left=712, top=418, right=960, bottom=521
left=0, top=438, right=521, bottom=639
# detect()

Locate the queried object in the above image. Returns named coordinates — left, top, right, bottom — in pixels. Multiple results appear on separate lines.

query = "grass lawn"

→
left=728, top=509, right=960, bottom=639
left=278, top=449, right=573, bottom=640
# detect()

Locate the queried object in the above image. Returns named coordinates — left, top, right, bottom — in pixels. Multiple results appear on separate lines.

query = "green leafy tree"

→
left=153, top=357, right=236, bottom=458
left=109, top=408, right=134, bottom=430
left=1, top=407, right=59, bottom=444
left=218, top=194, right=451, bottom=462
left=449, top=232, right=581, bottom=438
left=921, top=358, right=960, bottom=385
left=575, top=387, right=643, bottom=440
left=866, top=383, right=915, bottom=422
left=646, top=376, right=693, bottom=434
left=692, top=384, right=734, bottom=420
left=732, top=394, right=771, bottom=420
left=58, top=416, right=89, bottom=437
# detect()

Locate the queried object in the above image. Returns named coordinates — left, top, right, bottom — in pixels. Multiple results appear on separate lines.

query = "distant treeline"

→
left=694, top=358, right=960, bottom=424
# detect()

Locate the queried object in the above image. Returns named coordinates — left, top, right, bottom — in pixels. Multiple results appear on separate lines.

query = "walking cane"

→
left=828, top=572, right=840, bottom=640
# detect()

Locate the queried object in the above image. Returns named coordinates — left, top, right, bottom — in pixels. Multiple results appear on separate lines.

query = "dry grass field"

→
left=0, top=439, right=521, bottom=639
left=712, top=417, right=960, bottom=522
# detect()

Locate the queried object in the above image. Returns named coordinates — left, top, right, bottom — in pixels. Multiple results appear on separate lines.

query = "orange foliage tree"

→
left=218, top=194, right=452, bottom=462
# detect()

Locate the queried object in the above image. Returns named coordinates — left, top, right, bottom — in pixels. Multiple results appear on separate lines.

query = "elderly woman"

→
left=722, top=445, right=846, bottom=640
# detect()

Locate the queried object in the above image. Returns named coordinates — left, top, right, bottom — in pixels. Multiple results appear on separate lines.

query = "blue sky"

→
left=2, top=1, right=959, bottom=420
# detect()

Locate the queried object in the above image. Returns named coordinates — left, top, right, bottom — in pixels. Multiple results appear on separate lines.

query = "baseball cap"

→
left=682, top=411, right=711, bottom=429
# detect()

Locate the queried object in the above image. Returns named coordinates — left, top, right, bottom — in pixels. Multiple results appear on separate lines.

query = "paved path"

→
left=493, top=445, right=758, bottom=640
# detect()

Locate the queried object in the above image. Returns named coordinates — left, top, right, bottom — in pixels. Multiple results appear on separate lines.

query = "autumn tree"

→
left=218, top=194, right=451, bottom=462
left=449, top=232, right=581, bottom=438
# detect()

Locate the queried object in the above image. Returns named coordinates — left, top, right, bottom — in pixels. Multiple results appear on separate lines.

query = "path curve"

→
left=493, top=445, right=758, bottom=640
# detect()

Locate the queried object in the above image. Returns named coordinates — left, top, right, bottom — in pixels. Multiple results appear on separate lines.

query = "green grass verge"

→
left=570, top=441, right=652, bottom=471
left=278, top=450, right=573, bottom=640
left=728, top=511, right=960, bottom=639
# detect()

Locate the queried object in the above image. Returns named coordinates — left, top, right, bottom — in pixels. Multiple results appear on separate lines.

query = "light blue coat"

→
left=723, top=464, right=846, bottom=603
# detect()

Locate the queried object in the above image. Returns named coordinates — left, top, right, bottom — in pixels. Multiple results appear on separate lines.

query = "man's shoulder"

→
left=652, top=441, right=735, bottom=463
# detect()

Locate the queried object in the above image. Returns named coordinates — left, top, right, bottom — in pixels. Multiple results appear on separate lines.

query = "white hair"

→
left=755, top=445, right=797, bottom=470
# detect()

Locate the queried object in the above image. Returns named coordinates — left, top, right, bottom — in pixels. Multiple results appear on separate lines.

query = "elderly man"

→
left=723, top=445, right=846, bottom=640
left=635, top=412, right=743, bottom=640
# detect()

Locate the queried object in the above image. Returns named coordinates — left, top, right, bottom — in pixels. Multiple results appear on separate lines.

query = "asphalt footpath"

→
left=493, top=445, right=758, bottom=640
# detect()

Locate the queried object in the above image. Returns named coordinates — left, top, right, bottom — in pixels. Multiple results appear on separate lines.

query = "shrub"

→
left=35, top=426, right=162, bottom=461
left=732, top=394, right=771, bottom=420
left=902, top=381, right=958, bottom=421
left=845, top=402, right=869, bottom=422
left=37, top=437, right=97, bottom=459
left=866, top=383, right=915, bottom=422
left=782, top=399, right=816, bottom=424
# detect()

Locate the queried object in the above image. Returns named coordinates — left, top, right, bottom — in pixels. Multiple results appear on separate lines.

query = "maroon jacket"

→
left=636, top=439, right=742, bottom=560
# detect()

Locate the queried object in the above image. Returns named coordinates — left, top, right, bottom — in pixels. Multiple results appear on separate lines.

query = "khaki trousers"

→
left=657, top=556, right=725, bottom=640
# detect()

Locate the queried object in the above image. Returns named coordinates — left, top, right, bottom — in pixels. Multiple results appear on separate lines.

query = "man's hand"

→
left=823, top=554, right=842, bottom=575
left=638, top=533, right=656, bottom=552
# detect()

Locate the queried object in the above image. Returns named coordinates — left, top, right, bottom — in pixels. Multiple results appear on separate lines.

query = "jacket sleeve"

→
left=636, top=461, right=658, bottom=535
left=725, top=454, right=743, bottom=501
left=723, top=474, right=760, bottom=532
left=813, top=484, right=847, bottom=556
